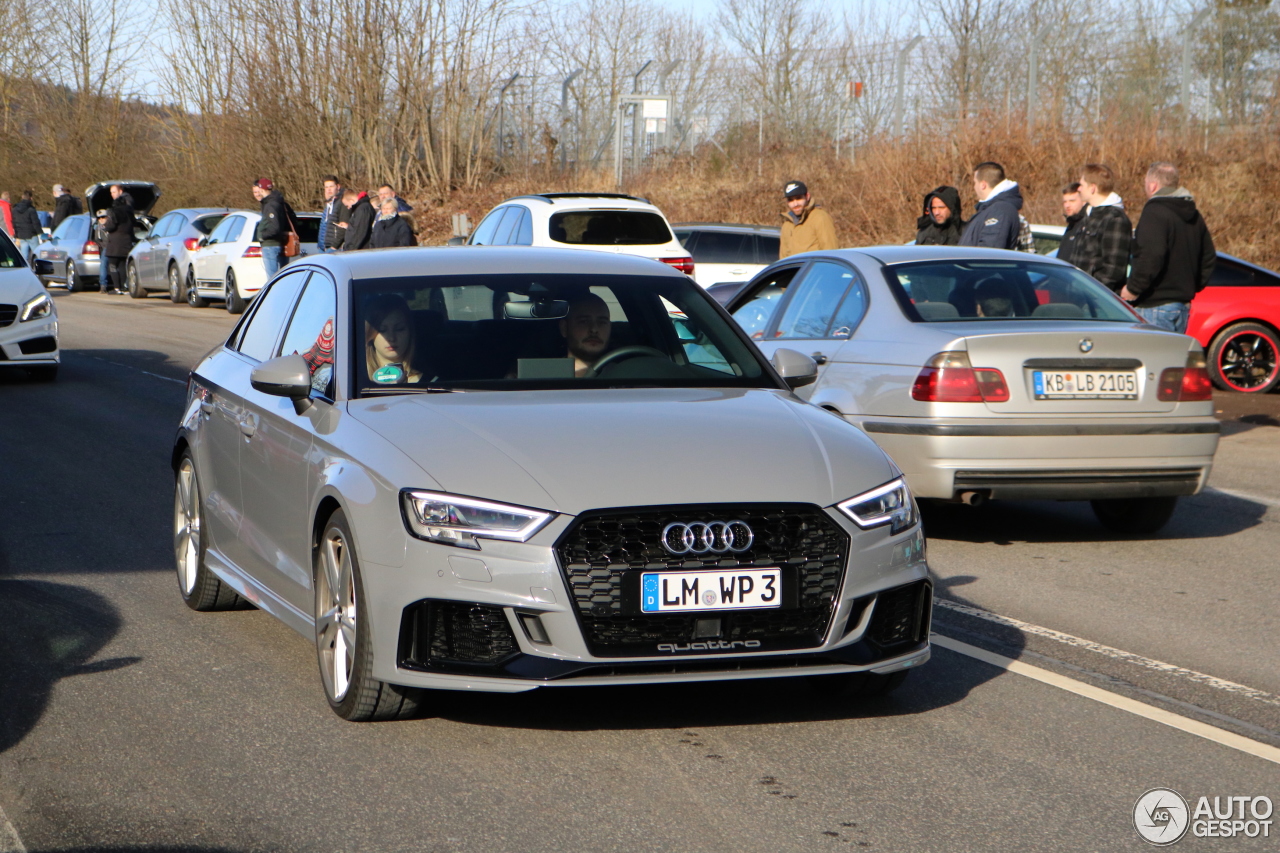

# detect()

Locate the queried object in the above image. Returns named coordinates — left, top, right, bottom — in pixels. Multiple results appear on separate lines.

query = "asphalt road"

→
left=1, top=291, right=1277, bottom=852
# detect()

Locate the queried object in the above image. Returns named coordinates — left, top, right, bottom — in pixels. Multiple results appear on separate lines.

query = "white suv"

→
left=465, top=193, right=693, bottom=276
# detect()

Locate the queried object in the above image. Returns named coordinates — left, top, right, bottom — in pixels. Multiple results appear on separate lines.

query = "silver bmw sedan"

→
left=723, top=247, right=1220, bottom=534
left=172, top=248, right=931, bottom=720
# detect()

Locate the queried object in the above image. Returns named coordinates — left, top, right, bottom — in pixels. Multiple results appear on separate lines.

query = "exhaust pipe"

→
left=959, top=490, right=986, bottom=507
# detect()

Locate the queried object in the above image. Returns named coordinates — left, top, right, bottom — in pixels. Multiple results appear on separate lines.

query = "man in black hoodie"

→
left=959, top=162, right=1024, bottom=250
left=1121, top=162, right=1216, bottom=334
left=338, top=189, right=374, bottom=250
left=251, top=178, right=297, bottom=276
left=1056, top=182, right=1086, bottom=265
left=103, top=185, right=135, bottom=294
left=11, top=190, right=43, bottom=258
left=914, top=186, right=963, bottom=245
left=51, top=184, right=81, bottom=229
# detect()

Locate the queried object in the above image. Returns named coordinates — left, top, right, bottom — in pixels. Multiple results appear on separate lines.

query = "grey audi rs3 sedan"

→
left=173, top=248, right=931, bottom=720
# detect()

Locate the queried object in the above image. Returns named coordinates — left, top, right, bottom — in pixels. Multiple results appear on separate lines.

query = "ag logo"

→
left=1134, top=788, right=1190, bottom=845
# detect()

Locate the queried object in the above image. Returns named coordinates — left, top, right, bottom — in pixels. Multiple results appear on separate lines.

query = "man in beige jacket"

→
left=779, top=180, right=838, bottom=258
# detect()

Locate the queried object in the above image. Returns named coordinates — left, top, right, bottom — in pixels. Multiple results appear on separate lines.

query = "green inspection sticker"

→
left=373, top=364, right=404, bottom=384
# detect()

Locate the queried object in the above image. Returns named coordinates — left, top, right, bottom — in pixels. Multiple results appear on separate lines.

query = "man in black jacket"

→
left=338, top=189, right=374, bottom=250
left=319, top=175, right=344, bottom=252
left=1122, top=162, right=1216, bottom=333
left=103, top=185, right=135, bottom=294
left=51, top=184, right=81, bottom=229
left=914, top=186, right=963, bottom=246
left=371, top=198, right=416, bottom=248
left=1071, top=163, right=1131, bottom=292
left=1056, top=182, right=1085, bottom=265
left=11, top=190, right=43, bottom=259
left=252, top=178, right=296, bottom=276
left=959, top=162, right=1023, bottom=250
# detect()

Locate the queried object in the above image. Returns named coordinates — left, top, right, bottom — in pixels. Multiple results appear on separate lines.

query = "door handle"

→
left=239, top=415, right=257, bottom=438
left=811, top=352, right=829, bottom=365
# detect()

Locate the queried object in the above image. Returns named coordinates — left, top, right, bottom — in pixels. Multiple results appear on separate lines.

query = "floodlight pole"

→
left=1027, top=23, right=1052, bottom=134
left=496, top=74, right=520, bottom=161
left=560, top=68, right=583, bottom=171
left=894, top=36, right=923, bottom=140
left=1181, top=8, right=1212, bottom=126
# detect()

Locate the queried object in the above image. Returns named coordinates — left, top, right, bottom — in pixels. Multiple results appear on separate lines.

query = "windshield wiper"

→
left=360, top=386, right=461, bottom=395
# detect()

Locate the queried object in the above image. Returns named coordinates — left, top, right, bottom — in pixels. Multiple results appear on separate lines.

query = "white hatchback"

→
left=465, top=193, right=693, bottom=277
left=188, top=210, right=320, bottom=314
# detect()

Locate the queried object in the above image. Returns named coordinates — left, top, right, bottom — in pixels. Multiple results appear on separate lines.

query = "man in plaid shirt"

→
left=1071, top=163, right=1132, bottom=293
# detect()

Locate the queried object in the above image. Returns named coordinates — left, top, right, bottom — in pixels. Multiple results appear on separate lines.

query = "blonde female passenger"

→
left=364, top=293, right=423, bottom=384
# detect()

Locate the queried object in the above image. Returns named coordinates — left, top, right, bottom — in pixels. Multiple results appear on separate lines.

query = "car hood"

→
left=84, top=181, right=160, bottom=216
left=0, top=267, right=47, bottom=302
left=348, top=388, right=897, bottom=515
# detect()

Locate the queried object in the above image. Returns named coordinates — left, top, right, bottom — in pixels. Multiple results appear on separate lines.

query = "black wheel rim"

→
left=1219, top=331, right=1279, bottom=391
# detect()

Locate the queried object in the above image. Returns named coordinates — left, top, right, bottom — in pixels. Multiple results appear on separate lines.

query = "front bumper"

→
left=0, top=311, right=59, bottom=365
left=360, top=509, right=932, bottom=693
left=858, top=417, right=1219, bottom=500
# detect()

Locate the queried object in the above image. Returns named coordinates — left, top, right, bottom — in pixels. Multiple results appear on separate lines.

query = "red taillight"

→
left=242, top=245, right=261, bottom=258
left=911, top=352, right=1009, bottom=403
left=184, top=237, right=200, bottom=252
left=658, top=256, right=694, bottom=275
left=1157, top=352, right=1213, bottom=402
left=82, top=240, right=99, bottom=256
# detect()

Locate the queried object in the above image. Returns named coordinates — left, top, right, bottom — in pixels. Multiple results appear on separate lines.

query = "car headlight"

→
left=836, top=478, right=918, bottom=534
left=400, top=490, right=555, bottom=549
left=20, top=293, right=52, bottom=322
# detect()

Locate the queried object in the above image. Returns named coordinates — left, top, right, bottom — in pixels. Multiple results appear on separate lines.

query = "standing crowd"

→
left=778, top=158, right=1215, bottom=334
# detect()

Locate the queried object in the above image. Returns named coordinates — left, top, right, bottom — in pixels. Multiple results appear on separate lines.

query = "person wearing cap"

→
left=51, top=184, right=81, bottom=230
left=779, top=181, right=838, bottom=259
left=251, top=178, right=297, bottom=276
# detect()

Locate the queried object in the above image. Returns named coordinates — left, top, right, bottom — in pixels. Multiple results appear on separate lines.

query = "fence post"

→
left=894, top=36, right=923, bottom=140
left=560, top=69, right=583, bottom=172
left=1027, top=23, right=1052, bottom=134
left=631, top=60, right=653, bottom=171
left=1181, top=8, right=1212, bottom=126
left=496, top=74, right=520, bottom=162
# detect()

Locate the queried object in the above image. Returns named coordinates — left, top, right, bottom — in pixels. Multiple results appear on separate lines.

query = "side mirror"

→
left=445, top=235, right=467, bottom=246
left=198, top=237, right=209, bottom=248
left=771, top=348, right=818, bottom=389
left=251, top=354, right=314, bottom=413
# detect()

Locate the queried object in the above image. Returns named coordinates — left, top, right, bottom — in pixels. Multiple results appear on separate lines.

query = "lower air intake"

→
left=867, top=580, right=932, bottom=650
left=399, top=600, right=518, bottom=669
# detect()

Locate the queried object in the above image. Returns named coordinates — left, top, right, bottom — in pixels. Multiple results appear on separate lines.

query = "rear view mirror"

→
left=771, top=348, right=818, bottom=389
left=251, top=354, right=314, bottom=413
left=504, top=300, right=569, bottom=320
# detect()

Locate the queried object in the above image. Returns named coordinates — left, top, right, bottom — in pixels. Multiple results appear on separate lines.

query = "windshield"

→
left=352, top=273, right=772, bottom=394
left=887, top=260, right=1138, bottom=323
left=0, top=230, right=26, bottom=268
left=549, top=211, right=673, bottom=246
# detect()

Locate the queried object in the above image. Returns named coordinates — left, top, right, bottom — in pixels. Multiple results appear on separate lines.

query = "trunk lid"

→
left=84, top=181, right=161, bottom=216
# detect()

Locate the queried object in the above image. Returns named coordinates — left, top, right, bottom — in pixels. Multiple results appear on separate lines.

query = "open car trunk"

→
left=84, top=181, right=161, bottom=217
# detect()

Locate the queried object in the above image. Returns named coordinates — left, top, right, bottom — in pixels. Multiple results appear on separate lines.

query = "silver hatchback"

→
left=173, top=248, right=932, bottom=720
left=724, top=247, right=1220, bottom=534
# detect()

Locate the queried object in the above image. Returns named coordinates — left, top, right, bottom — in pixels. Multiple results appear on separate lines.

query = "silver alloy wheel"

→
left=169, top=265, right=180, bottom=301
left=173, top=458, right=201, bottom=595
left=66, top=261, right=76, bottom=289
left=316, top=526, right=358, bottom=702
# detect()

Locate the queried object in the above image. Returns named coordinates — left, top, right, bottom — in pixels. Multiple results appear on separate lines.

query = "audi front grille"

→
left=555, top=504, right=849, bottom=657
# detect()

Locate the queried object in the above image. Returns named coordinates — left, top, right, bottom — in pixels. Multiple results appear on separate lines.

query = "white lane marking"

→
left=86, top=354, right=186, bottom=385
left=1205, top=485, right=1280, bottom=509
left=932, top=634, right=1280, bottom=767
left=934, top=598, right=1280, bottom=707
left=0, top=804, right=25, bottom=853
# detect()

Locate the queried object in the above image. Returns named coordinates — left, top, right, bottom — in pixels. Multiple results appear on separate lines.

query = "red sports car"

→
left=1189, top=253, right=1280, bottom=394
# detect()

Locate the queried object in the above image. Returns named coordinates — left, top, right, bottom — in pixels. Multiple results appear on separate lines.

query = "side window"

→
left=51, top=217, right=78, bottom=240
left=149, top=214, right=174, bottom=239
left=829, top=278, right=869, bottom=339
left=673, top=229, right=694, bottom=248
left=512, top=208, right=534, bottom=246
left=278, top=275, right=337, bottom=396
left=755, top=235, right=781, bottom=264
left=491, top=207, right=522, bottom=245
left=774, top=262, right=858, bottom=339
left=1208, top=259, right=1267, bottom=288
left=469, top=207, right=507, bottom=245
left=164, top=215, right=188, bottom=239
left=730, top=266, right=802, bottom=340
left=224, top=216, right=246, bottom=242
left=690, top=231, right=750, bottom=264
left=235, top=271, right=308, bottom=361
left=206, top=217, right=234, bottom=245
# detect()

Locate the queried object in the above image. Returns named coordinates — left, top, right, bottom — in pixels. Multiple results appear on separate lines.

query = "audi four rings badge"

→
left=661, top=521, right=754, bottom=555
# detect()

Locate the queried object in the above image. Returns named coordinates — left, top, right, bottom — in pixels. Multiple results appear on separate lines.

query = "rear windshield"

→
left=887, top=260, right=1138, bottom=323
left=193, top=214, right=227, bottom=235
left=549, top=211, right=673, bottom=246
left=293, top=217, right=321, bottom=244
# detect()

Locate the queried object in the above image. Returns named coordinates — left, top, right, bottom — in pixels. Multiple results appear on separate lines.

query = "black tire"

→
left=187, top=269, right=209, bottom=308
left=225, top=270, right=247, bottom=314
left=1207, top=322, right=1280, bottom=394
left=168, top=263, right=185, bottom=303
left=314, top=509, right=424, bottom=721
left=66, top=261, right=83, bottom=293
left=27, top=365, right=58, bottom=382
left=1090, top=496, right=1179, bottom=535
left=127, top=261, right=147, bottom=298
left=808, top=669, right=911, bottom=699
left=174, top=451, right=246, bottom=611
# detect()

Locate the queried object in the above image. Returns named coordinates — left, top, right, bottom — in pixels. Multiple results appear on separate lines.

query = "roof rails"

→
left=512, top=192, right=651, bottom=204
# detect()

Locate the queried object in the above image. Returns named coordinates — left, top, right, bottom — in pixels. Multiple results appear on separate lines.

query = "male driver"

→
left=1056, top=182, right=1086, bottom=265
left=1071, top=163, right=1131, bottom=293
left=560, top=294, right=612, bottom=376
left=1121, top=161, right=1216, bottom=333
left=779, top=180, right=837, bottom=258
left=959, top=161, right=1024, bottom=250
